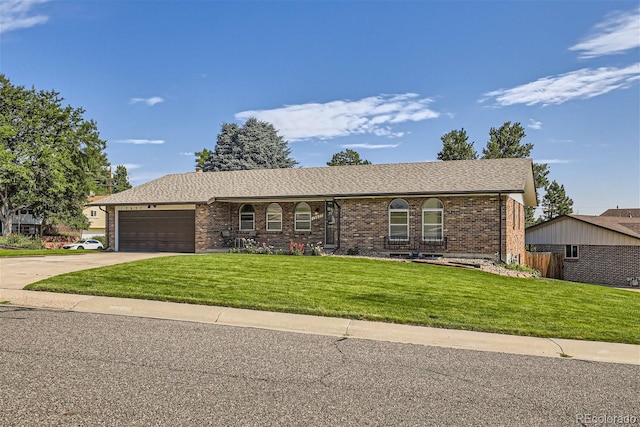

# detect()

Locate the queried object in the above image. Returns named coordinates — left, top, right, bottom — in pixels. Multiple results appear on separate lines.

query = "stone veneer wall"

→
left=504, top=196, right=526, bottom=263
left=106, top=206, right=116, bottom=250
left=195, top=195, right=525, bottom=261
left=532, top=244, right=640, bottom=286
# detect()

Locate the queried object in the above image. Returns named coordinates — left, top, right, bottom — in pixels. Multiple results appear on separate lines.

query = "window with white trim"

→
left=389, top=199, right=409, bottom=240
left=295, top=202, right=311, bottom=231
left=266, top=203, right=282, bottom=231
left=565, top=245, right=579, bottom=259
left=422, top=198, right=443, bottom=241
left=239, top=204, right=255, bottom=231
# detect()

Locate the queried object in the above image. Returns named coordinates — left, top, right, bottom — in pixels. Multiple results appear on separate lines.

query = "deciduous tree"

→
left=0, top=74, right=108, bottom=235
left=194, top=147, right=212, bottom=170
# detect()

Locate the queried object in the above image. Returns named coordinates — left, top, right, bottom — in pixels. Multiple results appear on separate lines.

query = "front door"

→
left=325, top=201, right=336, bottom=248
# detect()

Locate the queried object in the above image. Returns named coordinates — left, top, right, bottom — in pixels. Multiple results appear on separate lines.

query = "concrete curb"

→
left=1, top=289, right=638, bottom=366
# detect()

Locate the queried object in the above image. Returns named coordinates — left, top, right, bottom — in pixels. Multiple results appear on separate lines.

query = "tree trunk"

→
left=0, top=199, right=14, bottom=236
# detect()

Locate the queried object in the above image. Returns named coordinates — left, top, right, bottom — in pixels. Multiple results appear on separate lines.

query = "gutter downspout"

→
left=98, top=206, right=109, bottom=249
left=333, top=200, right=341, bottom=254
left=498, top=193, right=504, bottom=263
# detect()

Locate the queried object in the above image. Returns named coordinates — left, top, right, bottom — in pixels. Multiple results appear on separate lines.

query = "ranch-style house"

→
left=91, top=158, right=537, bottom=262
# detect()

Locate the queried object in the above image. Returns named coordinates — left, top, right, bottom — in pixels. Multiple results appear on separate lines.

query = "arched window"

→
left=239, top=204, right=255, bottom=231
left=266, top=203, right=282, bottom=231
left=422, top=198, right=443, bottom=241
left=295, top=202, right=312, bottom=231
left=389, top=199, right=409, bottom=240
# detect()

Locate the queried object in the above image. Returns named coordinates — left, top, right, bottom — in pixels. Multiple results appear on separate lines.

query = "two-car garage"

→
left=117, top=209, right=195, bottom=253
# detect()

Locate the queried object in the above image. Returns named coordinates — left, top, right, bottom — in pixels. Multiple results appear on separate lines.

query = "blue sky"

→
left=1, top=0, right=639, bottom=216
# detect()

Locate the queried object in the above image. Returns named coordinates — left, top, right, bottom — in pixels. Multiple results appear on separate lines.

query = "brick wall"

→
left=195, top=195, right=525, bottom=260
left=196, top=201, right=325, bottom=252
left=531, top=244, right=640, bottom=286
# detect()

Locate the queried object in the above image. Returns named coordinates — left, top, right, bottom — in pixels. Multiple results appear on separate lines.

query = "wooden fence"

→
left=524, top=252, right=564, bottom=279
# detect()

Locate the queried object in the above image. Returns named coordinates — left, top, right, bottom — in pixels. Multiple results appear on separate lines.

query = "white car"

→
left=62, top=239, right=104, bottom=250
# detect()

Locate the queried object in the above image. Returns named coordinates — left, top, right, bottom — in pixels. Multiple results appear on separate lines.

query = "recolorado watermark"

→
left=576, top=414, right=638, bottom=425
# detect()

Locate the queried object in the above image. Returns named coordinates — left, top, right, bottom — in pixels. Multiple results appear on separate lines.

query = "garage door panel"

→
left=119, top=210, right=195, bottom=253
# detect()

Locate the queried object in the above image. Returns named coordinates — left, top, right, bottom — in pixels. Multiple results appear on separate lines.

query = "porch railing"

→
left=383, top=235, right=447, bottom=252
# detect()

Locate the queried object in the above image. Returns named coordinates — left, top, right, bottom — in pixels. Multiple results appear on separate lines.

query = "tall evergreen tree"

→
left=481, top=121, right=549, bottom=226
left=541, top=180, right=573, bottom=221
left=112, top=165, right=132, bottom=193
left=437, top=128, right=477, bottom=160
left=326, top=149, right=371, bottom=166
left=202, top=118, right=297, bottom=172
left=0, top=74, right=108, bottom=235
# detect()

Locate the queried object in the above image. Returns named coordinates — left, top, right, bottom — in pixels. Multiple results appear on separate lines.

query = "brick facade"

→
left=193, top=195, right=525, bottom=261
left=196, top=202, right=326, bottom=252
left=533, top=244, right=640, bottom=286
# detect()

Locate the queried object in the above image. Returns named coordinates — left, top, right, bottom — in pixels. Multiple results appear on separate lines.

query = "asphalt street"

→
left=1, top=306, right=638, bottom=426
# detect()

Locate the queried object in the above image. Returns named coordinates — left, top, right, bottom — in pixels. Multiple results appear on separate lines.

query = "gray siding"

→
left=526, top=217, right=640, bottom=246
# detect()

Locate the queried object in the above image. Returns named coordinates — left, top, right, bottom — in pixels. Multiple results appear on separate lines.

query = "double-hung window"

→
left=389, top=199, right=409, bottom=241
left=239, top=204, right=255, bottom=231
left=422, top=198, right=443, bottom=241
left=266, top=203, right=282, bottom=231
left=295, top=203, right=312, bottom=231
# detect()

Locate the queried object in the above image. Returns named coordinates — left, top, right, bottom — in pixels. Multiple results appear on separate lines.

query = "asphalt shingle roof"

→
left=92, top=158, right=537, bottom=206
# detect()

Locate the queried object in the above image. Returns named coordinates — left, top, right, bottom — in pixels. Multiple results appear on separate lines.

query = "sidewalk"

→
left=1, top=288, right=638, bottom=366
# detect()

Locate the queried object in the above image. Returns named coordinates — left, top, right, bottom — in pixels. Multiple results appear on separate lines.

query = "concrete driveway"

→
left=0, top=252, right=177, bottom=289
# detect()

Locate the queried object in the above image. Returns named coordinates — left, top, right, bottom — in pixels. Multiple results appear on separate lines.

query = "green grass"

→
left=25, top=254, right=640, bottom=344
left=0, top=249, right=92, bottom=257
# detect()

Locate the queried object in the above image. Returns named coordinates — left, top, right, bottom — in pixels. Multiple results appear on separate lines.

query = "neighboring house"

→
left=82, top=195, right=109, bottom=239
left=90, top=158, right=536, bottom=261
left=525, top=211, right=640, bottom=287
left=0, top=209, right=42, bottom=236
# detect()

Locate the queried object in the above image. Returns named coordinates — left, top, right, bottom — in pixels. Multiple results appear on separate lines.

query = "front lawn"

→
left=25, top=254, right=640, bottom=344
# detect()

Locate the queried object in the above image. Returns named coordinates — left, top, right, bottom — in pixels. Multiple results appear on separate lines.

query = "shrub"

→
left=499, top=262, right=540, bottom=276
left=0, top=234, right=42, bottom=249
left=255, top=243, right=275, bottom=255
left=346, top=245, right=360, bottom=256
left=288, top=241, right=306, bottom=256
left=92, top=235, right=107, bottom=246
left=307, top=241, right=324, bottom=256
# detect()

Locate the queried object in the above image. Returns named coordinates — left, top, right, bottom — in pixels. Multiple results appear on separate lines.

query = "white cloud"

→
left=481, top=63, right=640, bottom=106
left=235, top=93, right=439, bottom=141
left=179, top=152, right=194, bottom=156
left=548, top=138, right=575, bottom=144
left=341, top=143, right=401, bottom=150
left=569, top=7, right=640, bottom=59
left=535, top=159, right=571, bottom=164
left=130, top=96, right=165, bottom=106
left=117, top=163, right=141, bottom=170
left=114, top=139, right=165, bottom=145
left=0, top=0, right=49, bottom=34
left=128, top=170, right=166, bottom=184
left=527, top=119, right=542, bottom=130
